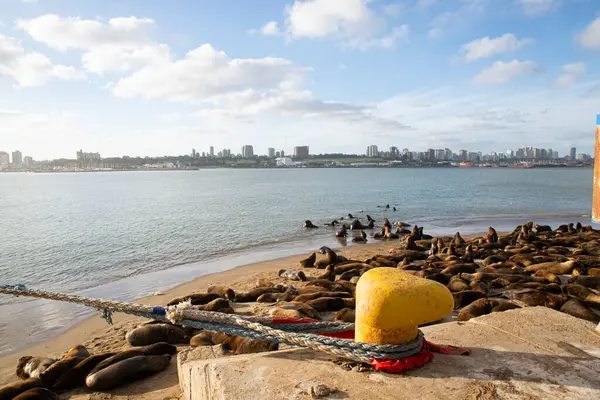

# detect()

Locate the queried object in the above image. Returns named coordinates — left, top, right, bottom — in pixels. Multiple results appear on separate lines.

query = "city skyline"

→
left=0, top=1, right=599, bottom=160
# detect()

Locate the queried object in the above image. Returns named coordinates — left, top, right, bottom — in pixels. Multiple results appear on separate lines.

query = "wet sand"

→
left=0, top=238, right=427, bottom=399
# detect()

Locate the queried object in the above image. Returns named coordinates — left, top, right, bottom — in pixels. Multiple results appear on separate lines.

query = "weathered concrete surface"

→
left=180, top=307, right=600, bottom=400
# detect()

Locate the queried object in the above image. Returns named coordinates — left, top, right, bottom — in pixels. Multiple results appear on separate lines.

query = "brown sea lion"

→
left=524, top=260, right=578, bottom=275
left=190, top=331, right=229, bottom=348
left=0, top=379, right=44, bottom=400
left=567, top=276, right=600, bottom=290
left=318, top=265, right=336, bottom=281
left=167, top=292, right=220, bottom=306
left=306, top=279, right=341, bottom=291
left=12, top=388, right=58, bottom=400
left=16, top=357, right=56, bottom=380
left=52, top=353, right=116, bottom=391
left=453, top=232, right=466, bottom=246
left=458, top=298, right=520, bottom=321
left=299, top=252, right=317, bottom=268
left=460, top=272, right=548, bottom=284
left=352, top=231, right=368, bottom=243
left=335, top=280, right=357, bottom=295
left=469, top=280, right=489, bottom=294
left=336, top=225, right=348, bottom=238
left=334, top=308, right=355, bottom=323
left=87, top=343, right=176, bottom=376
left=505, top=282, right=562, bottom=294
left=338, top=269, right=364, bottom=281
left=505, top=289, right=557, bottom=307
left=487, top=227, right=498, bottom=243
left=256, top=292, right=295, bottom=302
left=222, top=336, right=278, bottom=354
left=304, top=220, right=319, bottom=229
left=62, top=345, right=89, bottom=359
left=447, top=276, right=470, bottom=292
left=560, top=299, right=600, bottom=323
left=126, top=324, right=189, bottom=346
left=441, top=263, right=478, bottom=275
left=38, top=357, right=85, bottom=387
left=320, top=246, right=346, bottom=264
left=532, top=269, right=561, bottom=284
left=293, top=291, right=353, bottom=303
left=589, top=268, right=600, bottom=276
left=461, top=244, right=474, bottom=262
left=207, top=286, right=236, bottom=300
left=234, top=287, right=285, bottom=302
left=194, top=298, right=232, bottom=312
left=452, top=290, right=486, bottom=309
left=305, top=297, right=348, bottom=312
left=86, top=355, right=171, bottom=391
left=278, top=269, right=307, bottom=281
left=563, top=284, right=600, bottom=308
left=269, top=302, right=320, bottom=320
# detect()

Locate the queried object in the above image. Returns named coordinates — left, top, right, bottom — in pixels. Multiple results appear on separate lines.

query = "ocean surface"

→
left=0, top=168, right=594, bottom=355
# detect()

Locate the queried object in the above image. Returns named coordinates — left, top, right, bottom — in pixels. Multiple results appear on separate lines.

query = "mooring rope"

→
left=0, top=285, right=424, bottom=363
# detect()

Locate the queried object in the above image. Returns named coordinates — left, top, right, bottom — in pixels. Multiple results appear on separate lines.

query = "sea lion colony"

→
left=3, top=220, right=600, bottom=398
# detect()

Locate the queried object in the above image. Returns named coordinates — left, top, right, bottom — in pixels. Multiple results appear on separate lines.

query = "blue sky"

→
left=0, top=0, right=599, bottom=159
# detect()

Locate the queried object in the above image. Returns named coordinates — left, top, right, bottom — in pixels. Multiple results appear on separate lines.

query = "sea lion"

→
left=532, top=269, right=561, bottom=284
left=338, top=269, right=364, bottom=281
left=317, top=265, right=336, bottom=281
left=560, top=299, right=600, bottom=323
left=12, top=388, right=58, bottom=400
left=452, top=290, right=486, bottom=309
left=304, top=220, right=319, bottom=229
left=299, top=252, right=317, bottom=268
left=0, top=379, right=44, bottom=400
left=567, top=276, right=600, bottom=290
left=194, top=298, right=232, bottom=312
left=167, top=293, right=220, bottom=306
left=352, top=230, right=368, bottom=243
left=87, top=343, right=176, bottom=376
left=487, top=227, right=498, bottom=243
left=505, top=282, right=562, bottom=294
left=458, top=298, right=520, bottom=321
left=524, top=260, right=578, bottom=275
left=366, top=215, right=374, bottom=222
left=447, top=276, right=470, bottom=292
left=86, top=355, right=171, bottom=391
left=293, top=291, right=352, bottom=303
left=336, top=225, right=348, bottom=238
left=305, top=297, right=351, bottom=312
left=38, top=357, right=85, bottom=387
left=234, top=287, right=285, bottom=302
left=256, top=278, right=274, bottom=287
left=563, top=284, right=600, bottom=308
left=461, top=244, right=474, bottom=262
left=222, top=335, right=278, bottom=354
left=126, top=324, right=189, bottom=346
left=534, top=224, right=552, bottom=232
left=52, top=353, right=116, bottom=391
left=16, top=357, right=56, bottom=379
left=256, top=292, right=295, bottom=302
left=62, top=345, right=89, bottom=359
left=269, top=302, right=321, bottom=319
left=505, top=289, right=558, bottom=307
left=441, top=263, right=478, bottom=275
left=589, top=268, right=600, bottom=277
left=190, top=331, right=229, bottom=348
left=334, top=308, right=355, bottom=323
left=453, top=232, right=466, bottom=246
left=469, top=280, right=489, bottom=294
left=207, top=286, right=236, bottom=300
left=278, top=269, right=307, bottom=281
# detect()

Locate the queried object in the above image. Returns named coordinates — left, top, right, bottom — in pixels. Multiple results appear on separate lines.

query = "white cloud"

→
left=0, top=35, right=86, bottom=87
left=577, top=16, right=600, bottom=50
left=282, top=0, right=407, bottom=49
left=516, top=0, right=560, bottom=17
left=460, top=33, right=533, bottom=62
left=382, top=3, right=403, bottom=16
left=112, top=43, right=311, bottom=103
left=472, top=59, right=538, bottom=85
left=260, top=21, right=280, bottom=36
left=553, top=62, right=586, bottom=88
left=428, top=0, right=486, bottom=39
left=16, top=14, right=164, bottom=74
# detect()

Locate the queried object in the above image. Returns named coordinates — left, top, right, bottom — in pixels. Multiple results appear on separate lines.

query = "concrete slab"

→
left=180, top=308, right=600, bottom=400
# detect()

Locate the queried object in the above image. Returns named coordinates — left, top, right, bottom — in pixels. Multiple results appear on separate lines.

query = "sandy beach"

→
left=0, top=239, right=414, bottom=399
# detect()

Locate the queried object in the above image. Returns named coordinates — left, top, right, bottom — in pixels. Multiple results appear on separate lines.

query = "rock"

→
left=295, top=380, right=335, bottom=399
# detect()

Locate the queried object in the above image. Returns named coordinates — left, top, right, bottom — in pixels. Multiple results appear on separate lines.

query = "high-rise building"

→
left=390, top=146, right=399, bottom=157
left=435, top=149, right=445, bottom=160
left=427, top=149, right=435, bottom=161
left=209, top=146, right=214, bottom=157
left=192, top=149, right=196, bottom=158
left=268, top=148, right=275, bottom=158
left=242, top=145, right=254, bottom=158
left=275, top=151, right=281, bottom=158
left=294, top=146, right=309, bottom=159
left=217, top=151, right=223, bottom=158
left=76, top=150, right=102, bottom=169
left=0, top=151, right=9, bottom=165
left=23, top=156, right=33, bottom=166
left=281, top=150, right=285, bottom=157
left=553, top=151, right=559, bottom=159
left=366, top=145, right=379, bottom=158
left=506, top=149, right=514, bottom=158
left=570, top=147, right=576, bottom=160
left=11, top=150, right=22, bottom=165
left=458, top=150, right=468, bottom=161
left=547, top=149, right=553, bottom=159
left=444, top=148, right=453, bottom=161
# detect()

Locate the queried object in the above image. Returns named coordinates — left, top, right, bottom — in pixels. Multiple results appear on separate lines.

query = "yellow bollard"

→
left=355, top=268, right=454, bottom=345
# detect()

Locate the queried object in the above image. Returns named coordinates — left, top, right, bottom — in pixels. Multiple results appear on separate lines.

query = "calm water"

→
left=0, top=168, right=594, bottom=354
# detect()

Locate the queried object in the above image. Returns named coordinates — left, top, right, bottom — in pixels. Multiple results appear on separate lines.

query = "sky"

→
left=0, top=0, right=599, bottom=160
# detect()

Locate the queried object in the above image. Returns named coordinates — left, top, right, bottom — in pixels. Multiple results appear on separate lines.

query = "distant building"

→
left=76, top=150, right=102, bottom=169
left=210, top=146, right=214, bottom=157
left=11, top=150, right=22, bottom=165
left=276, top=157, right=295, bottom=167
left=516, top=149, right=525, bottom=158
left=506, top=149, right=513, bottom=158
left=202, top=152, right=206, bottom=158
left=268, top=148, right=275, bottom=158
left=192, top=149, right=196, bottom=158
left=242, top=145, right=254, bottom=158
left=444, top=148, right=453, bottom=161
left=427, top=149, right=435, bottom=161
left=547, top=149, right=553, bottom=159
left=275, top=151, right=281, bottom=158
left=217, top=151, right=223, bottom=158
left=435, top=149, right=445, bottom=160
left=366, top=145, right=378, bottom=158
left=0, top=151, right=9, bottom=165
left=23, top=156, right=33, bottom=166
left=390, top=146, right=399, bottom=157
left=553, top=151, right=559, bottom=159
left=222, top=149, right=231, bottom=158
left=458, top=150, right=468, bottom=161
left=570, top=147, right=577, bottom=160
left=294, top=146, right=309, bottom=159
left=281, top=150, right=285, bottom=157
